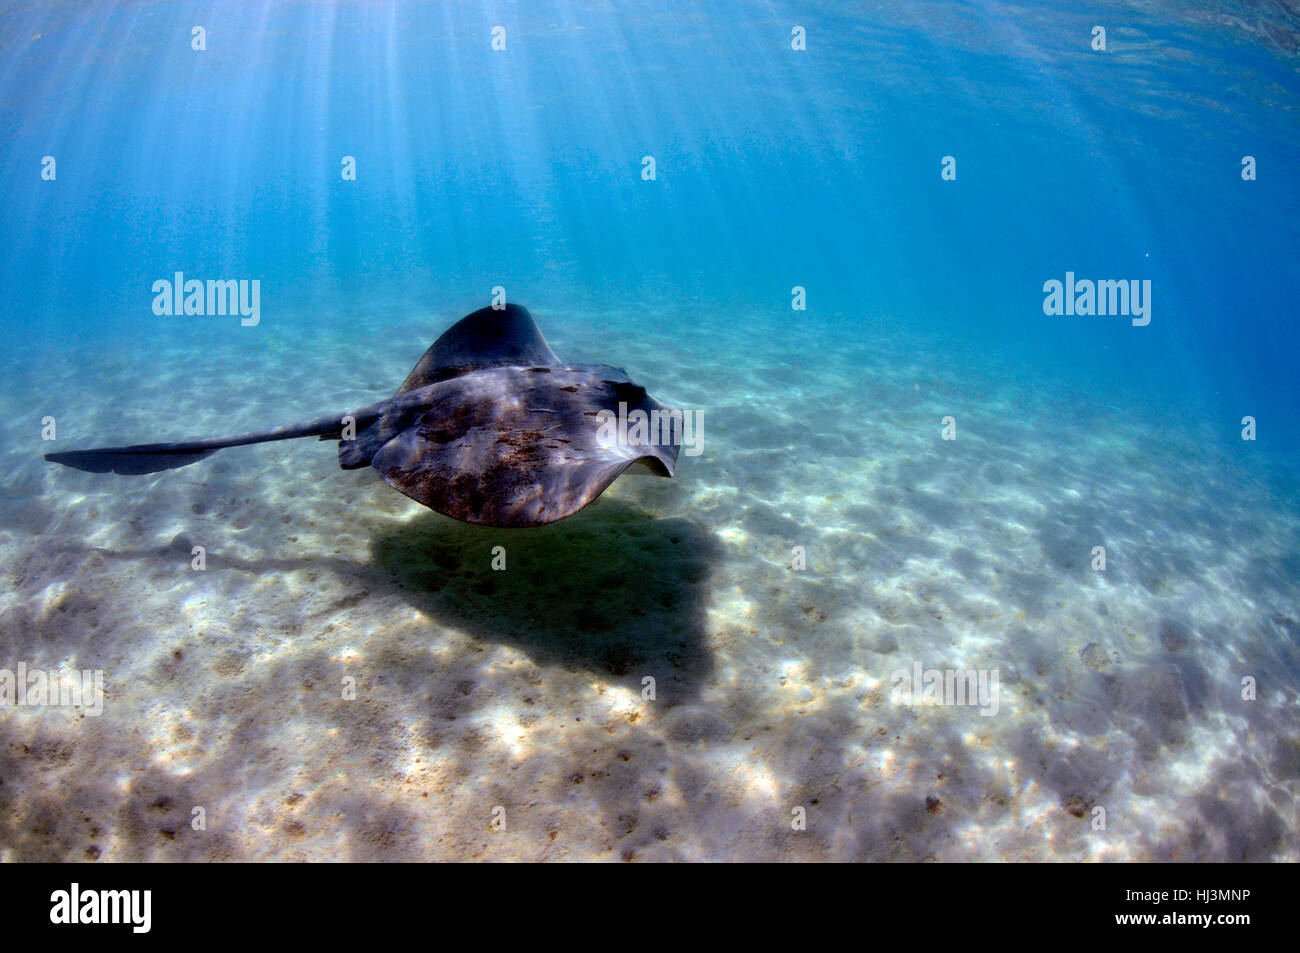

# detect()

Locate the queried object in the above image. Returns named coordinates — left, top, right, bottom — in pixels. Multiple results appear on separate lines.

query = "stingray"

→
left=45, top=304, right=682, bottom=527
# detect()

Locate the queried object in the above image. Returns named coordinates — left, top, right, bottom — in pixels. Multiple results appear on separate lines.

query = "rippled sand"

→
left=2, top=302, right=1297, bottom=861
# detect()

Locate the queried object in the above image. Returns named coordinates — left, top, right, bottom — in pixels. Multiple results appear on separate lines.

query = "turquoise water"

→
left=1, top=1, right=1298, bottom=861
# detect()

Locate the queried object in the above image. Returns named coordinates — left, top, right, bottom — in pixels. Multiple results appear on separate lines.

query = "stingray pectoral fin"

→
left=370, top=415, right=669, bottom=528
left=372, top=431, right=660, bottom=527
left=395, top=304, right=561, bottom=394
left=45, top=445, right=219, bottom=475
left=624, top=456, right=673, bottom=477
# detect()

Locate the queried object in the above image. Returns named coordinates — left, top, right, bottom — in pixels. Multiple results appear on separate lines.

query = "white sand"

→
left=2, top=303, right=1297, bottom=861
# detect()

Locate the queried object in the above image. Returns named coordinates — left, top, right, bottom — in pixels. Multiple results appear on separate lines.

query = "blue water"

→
left=4, top=1, right=1298, bottom=458
left=1, top=1, right=1298, bottom=861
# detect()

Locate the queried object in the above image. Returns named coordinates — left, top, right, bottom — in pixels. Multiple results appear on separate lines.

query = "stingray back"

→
left=371, top=365, right=680, bottom=527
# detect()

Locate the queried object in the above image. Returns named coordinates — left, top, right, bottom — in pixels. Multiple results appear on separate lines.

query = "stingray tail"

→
left=44, top=412, right=356, bottom=476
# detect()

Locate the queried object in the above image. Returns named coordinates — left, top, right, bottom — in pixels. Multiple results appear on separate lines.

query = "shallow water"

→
left=1, top=2, right=1298, bottom=861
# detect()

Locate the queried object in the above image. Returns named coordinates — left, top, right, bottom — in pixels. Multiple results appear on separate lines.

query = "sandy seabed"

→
left=2, top=303, right=1298, bottom=861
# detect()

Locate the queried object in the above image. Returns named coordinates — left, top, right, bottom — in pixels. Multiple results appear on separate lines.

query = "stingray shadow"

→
left=21, top=498, right=720, bottom=700
left=370, top=499, right=721, bottom=701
